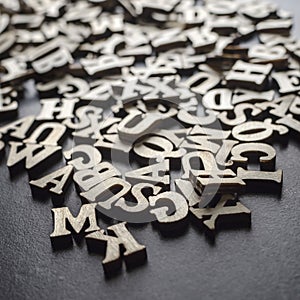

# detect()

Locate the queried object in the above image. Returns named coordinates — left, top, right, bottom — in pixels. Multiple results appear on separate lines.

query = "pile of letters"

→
left=1, top=0, right=300, bottom=275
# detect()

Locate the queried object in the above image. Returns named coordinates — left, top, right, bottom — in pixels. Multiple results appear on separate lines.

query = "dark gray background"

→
left=1, top=1, right=300, bottom=299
